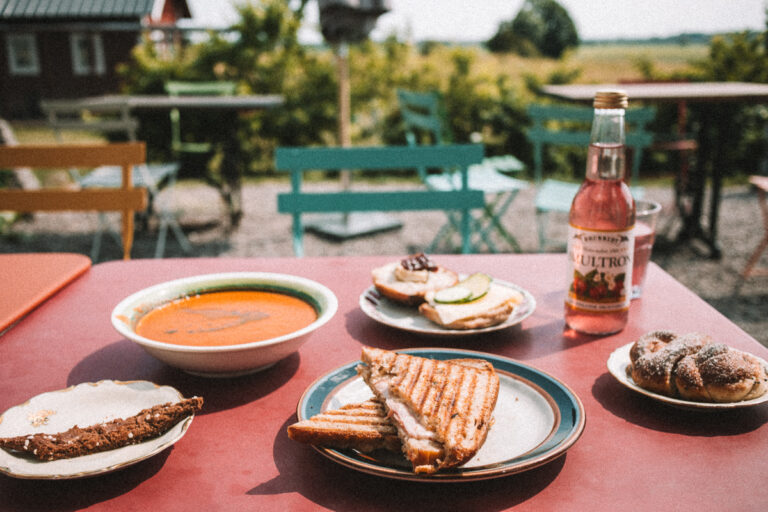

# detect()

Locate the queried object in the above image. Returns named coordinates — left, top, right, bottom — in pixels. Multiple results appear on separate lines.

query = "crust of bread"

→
left=372, top=262, right=458, bottom=305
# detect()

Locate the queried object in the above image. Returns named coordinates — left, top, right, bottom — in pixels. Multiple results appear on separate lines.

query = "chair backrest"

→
left=275, top=144, right=485, bottom=256
left=397, top=89, right=451, bottom=146
left=164, top=81, right=237, bottom=152
left=41, top=99, right=139, bottom=142
left=0, top=142, right=147, bottom=260
left=526, top=103, right=655, bottom=185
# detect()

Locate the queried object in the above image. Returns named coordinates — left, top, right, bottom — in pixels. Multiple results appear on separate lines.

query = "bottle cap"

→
left=593, top=90, right=628, bottom=109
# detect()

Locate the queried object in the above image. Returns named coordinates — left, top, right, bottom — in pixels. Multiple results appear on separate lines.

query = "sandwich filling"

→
left=423, top=283, right=523, bottom=326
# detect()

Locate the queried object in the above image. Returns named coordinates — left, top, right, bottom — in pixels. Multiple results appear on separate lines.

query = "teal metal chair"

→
left=276, top=144, right=486, bottom=257
left=165, top=81, right=237, bottom=156
left=397, top=89, right=529, bottom=253
left=526, top=103, right=656, bottom=251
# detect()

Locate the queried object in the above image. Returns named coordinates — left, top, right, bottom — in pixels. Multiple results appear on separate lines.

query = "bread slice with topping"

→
left=371, top=253, right=458, bottom=305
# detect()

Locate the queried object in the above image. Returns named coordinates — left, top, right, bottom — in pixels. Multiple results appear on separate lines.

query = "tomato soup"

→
left=135, top=290, right=317, bottom=347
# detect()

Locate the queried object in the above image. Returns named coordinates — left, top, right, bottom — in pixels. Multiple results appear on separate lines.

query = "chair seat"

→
left=79, top=163, right=179, bottom=189
left=535, top=179, right=644, bottom=213
left=425, top=165, right=529, bottom=194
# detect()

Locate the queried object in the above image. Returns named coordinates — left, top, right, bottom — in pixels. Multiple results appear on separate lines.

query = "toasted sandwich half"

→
left=358, top=347, right=499, bottom=474
left=287, top=399, right=401, bottom=453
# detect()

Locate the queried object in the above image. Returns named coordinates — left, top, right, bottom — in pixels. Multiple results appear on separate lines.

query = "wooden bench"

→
left=0, top=142, right=148, bottom=260
left=276, top=144, right=486, bottom=257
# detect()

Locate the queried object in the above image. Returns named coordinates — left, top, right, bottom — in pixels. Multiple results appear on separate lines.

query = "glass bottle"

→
left=564, top=90, right=636, bottom=335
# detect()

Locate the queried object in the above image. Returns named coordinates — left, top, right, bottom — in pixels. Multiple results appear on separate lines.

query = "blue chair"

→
left=526, top=103, right=655, bottom=251
left=397, top=89, right=529, bottom=253
left=276, top=144, right=486, bottom=257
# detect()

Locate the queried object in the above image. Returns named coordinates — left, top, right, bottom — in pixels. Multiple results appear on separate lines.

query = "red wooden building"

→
left=0, top=0, right=191, bottom=119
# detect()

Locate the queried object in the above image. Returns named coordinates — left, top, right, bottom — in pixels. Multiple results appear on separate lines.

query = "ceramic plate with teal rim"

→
left=295, top=348, right=585, bottom=482
left=359, top=277, right=536, bottom=336
left=0, top=380, right=194, bottom=480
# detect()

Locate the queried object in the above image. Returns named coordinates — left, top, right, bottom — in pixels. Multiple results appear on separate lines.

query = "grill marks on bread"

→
left=361, top=348, right=499, bottom=472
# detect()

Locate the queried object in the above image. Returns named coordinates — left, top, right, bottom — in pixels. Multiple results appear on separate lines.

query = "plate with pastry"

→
left=288, top=347, right=585, bottom=482
left=607, top=330, right=768, bottom=410
left=363, top=255, right=535, bottom=335
left=0, top=380, right=203, bottom=479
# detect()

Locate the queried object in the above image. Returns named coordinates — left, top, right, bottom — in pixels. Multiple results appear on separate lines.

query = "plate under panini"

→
left=359, top=277, right=536, bottom=336
left=295, top=348, right=585, bottom=482
left=0, top=380, right=194, bottom=479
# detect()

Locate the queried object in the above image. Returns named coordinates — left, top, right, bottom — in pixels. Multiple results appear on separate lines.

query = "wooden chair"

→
left=41, top=100, right=190, bottom=259
left=526, top=103, right=656, bottom=251
left=742, top=175, right=768, bottom=278
left=276, top=144, right=486, bottom=257
left=0, top=142, right=147, bottom=260
left=397, top=89, right=529, bottom=253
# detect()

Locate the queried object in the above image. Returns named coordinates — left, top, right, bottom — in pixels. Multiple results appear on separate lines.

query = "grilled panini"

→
left=358, top=347, right=499, bottom=474
left=287, top=399, right=400, bottom=453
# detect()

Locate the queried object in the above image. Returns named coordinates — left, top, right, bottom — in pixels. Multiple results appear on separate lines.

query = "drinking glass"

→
left=631, top=199, right=662, bottom=299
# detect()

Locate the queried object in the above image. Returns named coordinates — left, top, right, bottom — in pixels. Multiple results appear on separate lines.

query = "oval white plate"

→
left=296, top=348, right=585, bottom=482
left=607, top=342, right=768, bottom=410
left=0, top=380, right=195, bottom=479
left=359, top=278, right=536, bottom=336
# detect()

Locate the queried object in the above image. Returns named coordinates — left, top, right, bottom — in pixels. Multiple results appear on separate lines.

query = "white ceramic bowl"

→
left=111, top=272, right=338, bottom=378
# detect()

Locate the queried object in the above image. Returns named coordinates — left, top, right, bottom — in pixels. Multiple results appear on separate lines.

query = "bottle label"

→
left=566, top=224, right=634, bottom=312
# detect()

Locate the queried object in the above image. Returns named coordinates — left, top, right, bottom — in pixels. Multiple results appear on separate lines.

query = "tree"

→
left=486, top=0, right=578, bottom=59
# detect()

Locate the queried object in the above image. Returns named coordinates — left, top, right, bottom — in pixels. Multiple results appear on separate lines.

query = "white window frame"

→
left=5, top=33, right=40, bottom=76
left=70, top=32, right=106, bottom=76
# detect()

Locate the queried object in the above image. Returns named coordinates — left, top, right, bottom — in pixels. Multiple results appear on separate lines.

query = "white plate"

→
left=296, top=348, right=585, bottom=482
left=359, top=278, right=536, bottom=336
left=0, top=380, right=195, bottom=479
left=607, top=342, right=768, bottom=410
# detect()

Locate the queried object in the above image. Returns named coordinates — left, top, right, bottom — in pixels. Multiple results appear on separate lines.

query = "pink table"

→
left=0, top=255, right=765, bottom=511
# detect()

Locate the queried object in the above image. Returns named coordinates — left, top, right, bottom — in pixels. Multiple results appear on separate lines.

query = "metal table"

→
left=1, top=254, right=766, bottom=510
left=41, top=94, right=284, bottom=227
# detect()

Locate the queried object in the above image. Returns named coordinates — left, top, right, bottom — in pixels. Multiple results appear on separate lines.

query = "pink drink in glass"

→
left=631, top=221, right=655, bottom=298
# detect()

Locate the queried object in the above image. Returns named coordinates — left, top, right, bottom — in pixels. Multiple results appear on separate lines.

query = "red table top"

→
left=0, top=253, right=91, bottom=334
left=0, top=254, right=766, bottom=511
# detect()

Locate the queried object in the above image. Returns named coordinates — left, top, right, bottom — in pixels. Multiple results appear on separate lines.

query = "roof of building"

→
left=0, top=0, right=156, bottom=20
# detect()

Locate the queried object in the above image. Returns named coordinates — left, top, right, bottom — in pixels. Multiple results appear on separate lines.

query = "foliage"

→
left=486, top=0, right=579, bottom=59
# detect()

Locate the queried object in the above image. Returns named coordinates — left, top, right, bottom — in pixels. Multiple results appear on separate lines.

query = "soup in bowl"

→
left=111, top=272, right=338, bottom=377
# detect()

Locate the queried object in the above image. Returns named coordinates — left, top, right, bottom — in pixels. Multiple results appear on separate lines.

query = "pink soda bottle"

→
left=564, top=90, right=636, bottom=335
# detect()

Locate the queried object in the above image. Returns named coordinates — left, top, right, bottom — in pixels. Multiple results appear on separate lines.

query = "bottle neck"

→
left=586, top=108, right=627, bottom=181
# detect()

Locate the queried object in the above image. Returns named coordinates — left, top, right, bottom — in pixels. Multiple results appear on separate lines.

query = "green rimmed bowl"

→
left=111, top=272, right=338, bottom=378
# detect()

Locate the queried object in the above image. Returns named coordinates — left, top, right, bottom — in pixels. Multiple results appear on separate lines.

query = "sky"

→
left=185, top=0, right=768, bottom=43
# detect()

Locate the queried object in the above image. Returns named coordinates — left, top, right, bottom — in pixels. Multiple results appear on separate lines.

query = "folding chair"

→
left=0, top=143, right=147, bottom=260
left=526, top=103, right=655, bottom=251
left=397, top=89, right=529, bottom=253
left=165, top=81, right=237, bottom=157
left=41, top=99, right=191, bottom=260
left=276, top=144, right=485, bottom=257
left=742, top=175, right=768, bottom=279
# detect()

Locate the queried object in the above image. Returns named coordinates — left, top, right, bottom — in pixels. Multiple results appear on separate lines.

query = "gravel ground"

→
left=2, top=178, right=766, bottom=346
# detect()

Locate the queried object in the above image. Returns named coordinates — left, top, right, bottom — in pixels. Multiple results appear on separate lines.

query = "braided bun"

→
left=628, top=331, right=768, bottom=403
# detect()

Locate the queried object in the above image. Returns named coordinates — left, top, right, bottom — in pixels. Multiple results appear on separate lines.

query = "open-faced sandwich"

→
left=371, top=253, right=458, bottom=305
left=418, top=273, right=524, bottom=330
left=288, top=347, right=499, bottom=474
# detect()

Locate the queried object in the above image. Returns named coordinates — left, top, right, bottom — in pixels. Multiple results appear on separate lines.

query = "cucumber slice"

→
left=434, top=285, right=472, bottom=304
left=432, top=273, right=491, bottom=304
left=461, top=273, right=491, bottom=301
